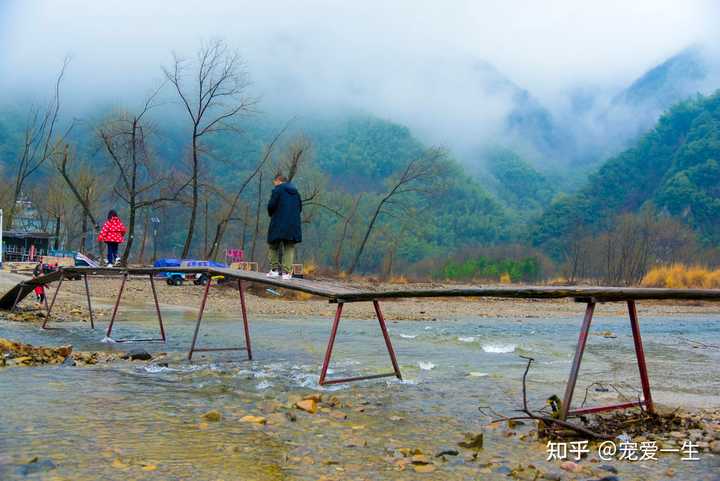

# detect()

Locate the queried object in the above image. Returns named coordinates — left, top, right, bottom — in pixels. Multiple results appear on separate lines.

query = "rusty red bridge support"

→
left=105, top=273, right=166, bottom=343
left=318, top=300, right=402, bottom=385
left=559, top=299, right=654, bottom=420
left=43, top=272, right=95, bottom=330
left=187, top=277, right=252, bottom=361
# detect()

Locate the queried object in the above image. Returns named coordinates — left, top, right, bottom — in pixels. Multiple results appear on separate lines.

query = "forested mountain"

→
left=2, top=43, right=719, bottom=281
left=533, top=90, right=720, bottom=254
left=614, top=46, right=711, bottom=113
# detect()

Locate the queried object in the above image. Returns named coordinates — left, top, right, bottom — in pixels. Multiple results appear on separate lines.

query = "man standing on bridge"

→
left=266, top=173, right=302, bottom=280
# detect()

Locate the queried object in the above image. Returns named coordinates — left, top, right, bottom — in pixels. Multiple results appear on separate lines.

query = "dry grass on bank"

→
left=642, top=264, right=720, bottom=289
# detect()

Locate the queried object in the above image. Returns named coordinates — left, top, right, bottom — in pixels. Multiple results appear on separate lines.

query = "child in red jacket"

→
left=34, top=284, right=45, bottom=303
left=97, top=210, right=127, bottom=267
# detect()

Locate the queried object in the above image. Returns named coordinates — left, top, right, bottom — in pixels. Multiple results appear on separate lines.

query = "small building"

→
left=1, top=230, right=53, bottom=262
left=1, top=198, right=56, bottom=262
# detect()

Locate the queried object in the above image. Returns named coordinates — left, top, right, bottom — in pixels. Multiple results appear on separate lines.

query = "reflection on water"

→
left=1, top=306, right=719, bottom=480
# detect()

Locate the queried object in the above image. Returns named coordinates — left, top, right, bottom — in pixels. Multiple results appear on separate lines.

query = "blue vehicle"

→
left=154, top=259, right=227, bottom=286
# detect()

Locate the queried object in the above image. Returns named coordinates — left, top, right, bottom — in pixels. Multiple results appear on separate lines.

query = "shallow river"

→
left=1, top=305, right=719, bottom=480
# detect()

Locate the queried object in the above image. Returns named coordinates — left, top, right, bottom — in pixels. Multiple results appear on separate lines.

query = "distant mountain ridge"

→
left=532, top=90, right=720, bottom=252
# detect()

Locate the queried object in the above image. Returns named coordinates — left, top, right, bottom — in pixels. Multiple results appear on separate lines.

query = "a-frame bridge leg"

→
left=106, top=273, right=166, bottom=343
left=187, top=274, right=252, bottom=361
left=559, top=300, right=654, bottom=420
left=319, top=300, right=402, bottom=385
left=83, top=273, right=95, bottom=329
left=42, top=272, right=65, bottom=329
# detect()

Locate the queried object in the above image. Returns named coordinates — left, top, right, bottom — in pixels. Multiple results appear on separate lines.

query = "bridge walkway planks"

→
left=2, top=265, right=720, bottom=418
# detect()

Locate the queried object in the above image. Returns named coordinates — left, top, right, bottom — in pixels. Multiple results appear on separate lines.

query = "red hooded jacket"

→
left=97, top=216, right=127, bottom=243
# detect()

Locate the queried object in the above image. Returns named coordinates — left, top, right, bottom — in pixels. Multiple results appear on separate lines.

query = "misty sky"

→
left=1, top=0, right=719, bottom=151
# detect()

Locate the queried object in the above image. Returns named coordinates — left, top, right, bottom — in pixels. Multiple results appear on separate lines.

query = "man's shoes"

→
left=266, top=270, right=280, bottom=278
left=106, top=262, right=113, bottom=268
left=281, top=273, right=293, bottom=280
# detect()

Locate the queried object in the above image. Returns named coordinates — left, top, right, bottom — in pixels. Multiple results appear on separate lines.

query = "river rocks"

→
left=458, top=432, right=483, bottom=449
left=410, top=454, right=431, bottom=465
left=0, top=338, right=72, bottom=366
left=436, top=447, right=459, bottom=457
left=296, top=399, right=318, bottom=414
left=121, top=348, right=152, bottom=361
left=559, top=461, right=582, bottom=473
left=111, top=459, right=129, bottom=469
left=710, top=440, right=720, bottom=454
left=16, top=457, right=57, bottom=476
left=241, top=415, right=267, bottom=424
left=201, top=410, right=222, bottom=422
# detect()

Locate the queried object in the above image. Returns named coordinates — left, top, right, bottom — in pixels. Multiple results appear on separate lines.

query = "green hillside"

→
left=534, top=90, right=720, bottom=253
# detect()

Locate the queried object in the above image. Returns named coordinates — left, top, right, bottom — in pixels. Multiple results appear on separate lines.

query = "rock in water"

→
left=241, top=415, right=267, bottom=424
left=0, top=338, right=73, bottom=366
left=435, top=448, right=459, bottom=457
left=458, top=432, right=483, bottom=449
left=121, top=349, right=152, bottom=361
left=201, top=410, right=222, bottom=422
left=296, top=399, right=318, bottom=414
left=16, top=458, right=57, bottom=476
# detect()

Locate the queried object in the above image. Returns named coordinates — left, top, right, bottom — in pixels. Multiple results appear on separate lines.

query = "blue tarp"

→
left=153, top=258, right=182, bottom=268
left=153, top=258, right=227, bottom=277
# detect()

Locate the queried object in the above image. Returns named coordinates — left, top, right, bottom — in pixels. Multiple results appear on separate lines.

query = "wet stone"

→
left=121, top=348, right=152, bottom=361
left=436, top=447, right=459, bottom=457
left=599, top=464, right=618, bottom=473
left=494, top=465, right=512, bottom=474
left=458, top=432, right=483, bottom=450
left=296, top=399, right=318, bottom=414
left=201, top=410, right=222, bottom=422
left=16, top=458, right=57, bottom=476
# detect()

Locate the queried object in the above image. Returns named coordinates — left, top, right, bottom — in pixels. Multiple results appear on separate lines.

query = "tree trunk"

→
left=122, top=201, right=136, bottom=266
left=181, top=133, right=199, bottom=259
left=250, top=171, right=263, bottom=263
left=334, top=195, right=361, bottom=273
left=348, top=198, right=385, bottom=275
left=204, top=195, right=209, bottom=258
left=80, top=212, right=88, bottom=253
left=138, top=210, right=149, bottom=265
left=53, top=216, right=61, bottom=251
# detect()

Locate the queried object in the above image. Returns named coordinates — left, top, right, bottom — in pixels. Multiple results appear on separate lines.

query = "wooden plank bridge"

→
left=2, top=265, right=720, bottom=420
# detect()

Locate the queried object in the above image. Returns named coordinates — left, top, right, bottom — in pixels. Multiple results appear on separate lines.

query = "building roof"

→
left=2, top=231, right=54, bottom=239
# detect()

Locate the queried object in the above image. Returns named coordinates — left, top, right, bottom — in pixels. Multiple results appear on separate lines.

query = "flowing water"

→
left=1, top=306, right=719, bottom=480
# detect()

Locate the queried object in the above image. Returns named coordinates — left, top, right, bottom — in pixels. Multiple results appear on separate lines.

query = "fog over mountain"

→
left=1, top=0, right=719, bottom=167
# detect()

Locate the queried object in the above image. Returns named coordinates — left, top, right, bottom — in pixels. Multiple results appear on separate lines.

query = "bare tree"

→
left=205, top=124, right=290, bottom=259
left=163, top=39, right=256, bottom=258
left=31, top=177, right=72, bottom=251
left=250, top=170, right=264, bottom=262
left=8, top=58, right=70, bottom=227
left=98, top=88, right=187, bottom=265
left=334, top=194, right=362, bottom=273
left=348, top=148, right=448, bottom=274
left=278, top=135, right=312, bottom=182
left=53, top=145, right=104, bottom=256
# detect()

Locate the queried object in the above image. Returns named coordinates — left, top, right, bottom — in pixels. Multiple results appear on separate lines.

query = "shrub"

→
left=641, top=264, right=720, bottom=288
